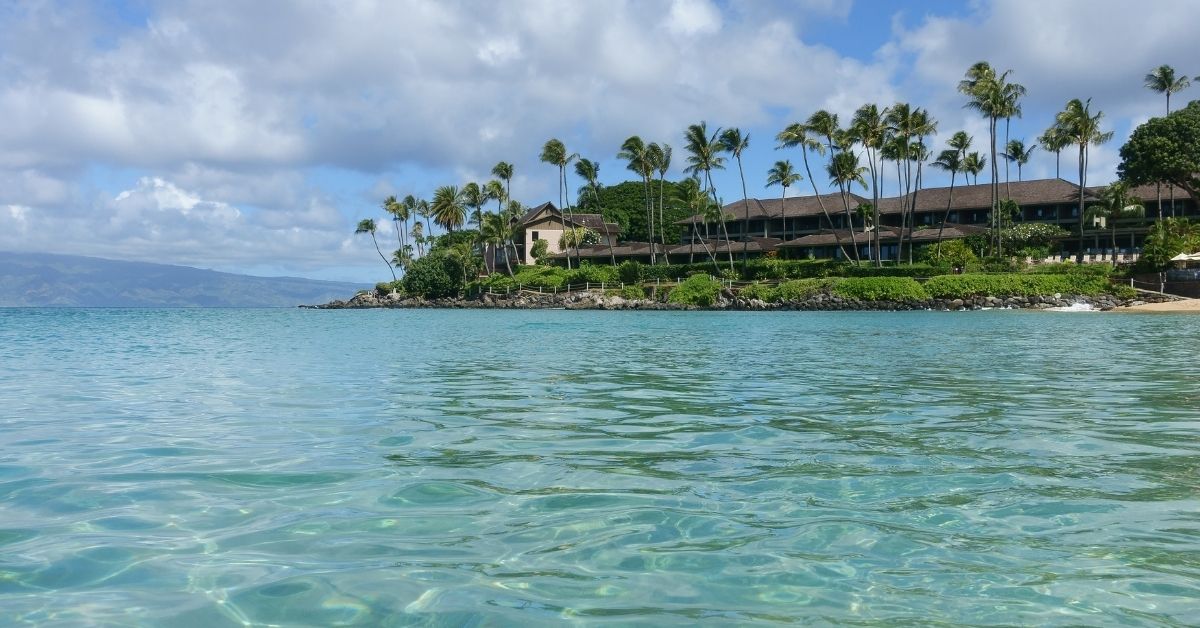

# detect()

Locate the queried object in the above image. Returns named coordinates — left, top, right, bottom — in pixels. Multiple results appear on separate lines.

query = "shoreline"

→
left=304, top=290, right=1183, bottom=313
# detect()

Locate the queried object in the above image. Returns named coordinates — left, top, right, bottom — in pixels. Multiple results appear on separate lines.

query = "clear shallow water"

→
left=1, top=308, right=1199, bottom=626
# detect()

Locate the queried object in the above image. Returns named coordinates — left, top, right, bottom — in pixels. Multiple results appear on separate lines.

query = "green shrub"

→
left=567, top=264, right=619, bottom=285
left=842, top=264, right=950, bottom=278
left=375, top=280, right=404, bottom=295
left=606, top=285, right=646, bottom=300
left=776, top=278, right=838, bottom=302
left=831, top=277, right=928, bottom=301
left=1027, top=262, right=1113, bottom=277
left=667, top=274, right=722, bottom=306
left=917, top=239, right=979, bottom=269
left=924, top=273, right=1132, bottom=299
left=618, top=260, right=643, bottom=284
left=402, top=255, right=464, bottom=298
left=737, top=282, right=778, bottom=302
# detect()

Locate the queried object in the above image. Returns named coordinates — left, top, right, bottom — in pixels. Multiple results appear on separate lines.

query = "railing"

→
left=475, top=275, right=738, bottom=297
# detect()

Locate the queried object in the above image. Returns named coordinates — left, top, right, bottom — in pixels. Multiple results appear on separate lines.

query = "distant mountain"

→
left=0, top=252, right=369, bottom=307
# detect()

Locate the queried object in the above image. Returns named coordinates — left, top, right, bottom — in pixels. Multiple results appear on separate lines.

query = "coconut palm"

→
left=646, top=142, right=666, bottom=252
left=776, top=122, right=850, bottom=259
left=575, top=157, right=616, bottom=266
left=540, top=139, right=580, bottom=267
left=1086, top=182, right=1145, bottom=265
left=462, top=182, right=488, bottom=234
left=850, top=103, right=891, bottom=265
left=382, top=195, right=406, bottom=266
left=719, top=128, right=753, bottom=264
left=675, top=177, right=719, bottom=268
left=827, top=151, right=866, bottom=264
left=766, top=160, right=801, bottom=240
left=430, top=185, right=467, bottom=233
left=391, top=246, right=413, bottom=271
left=491, top=161, right=514, bottom=203
left=481, top=211, right=515, bottom=275
left=904, top=108, right=938, bottom=263
left=1145, top=64, right=1192, bottom=115
left=617, top=136, right=657, bottom=264
left=485, top=179, right=506, bottom=214
left=411, top=221, right=425, bottom=258
left=959, top=62, right=1024, bottom=253
left=1003, top=139, right=1037, bottom=182
left=654, top=143, right=673, bottom=261
left=1038, top=126, right=1069, bottom=179
left=683, top=121, right=732, bottom=271
left=931, top=131, right=972, bottom=259
left=963, top=151, right=986, bottom=186
left=1052, top=98, right=1114, bottom=262
left=355, top=218, right=396, bottom=282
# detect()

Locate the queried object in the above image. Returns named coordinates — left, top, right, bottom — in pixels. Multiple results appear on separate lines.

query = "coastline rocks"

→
left=304, top=289, right=1148, bottom=312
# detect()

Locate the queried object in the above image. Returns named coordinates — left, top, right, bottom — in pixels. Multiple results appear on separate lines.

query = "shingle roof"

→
left=549, top=242, right=666, bottom=258
left=675, top=192, right=868, bottom=224
left=666, top=237, right=783, bottom=255
left=519, top=203, right=621, bottom=234
left=877, top=178, right=1091, bottom=214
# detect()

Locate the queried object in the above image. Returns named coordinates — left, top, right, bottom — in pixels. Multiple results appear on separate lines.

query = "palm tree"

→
left=491, top=161, right=514, bottom=203
left=963, top=151, right=986, bottom=186
left=675, top=177, right=718, bottom=268
left=462, top=182, right=488, bottom=234
left=1145, top=64, right=1192, bottom=115
left=430, top=185, right=467, bottom=233
left=391, top=246, right=413, bottom=271
left=766, top=160, right=801, bottom=240
left=356, top=218, right=396, bottom=282
left=1085, top=182, right=1145, bottom=266
left=481, top=211, right=514, bottom=276
left=485, top=179, right=506, bottom=214
left=655, top=144, right=673, bottom=261
left=959, top=62, right=1024, bottom=254
left=827, top=151, right=866, bottom=264
left=931, top=131, right=972, bottom=259
left=382, top=195, right=407, bottom=267
left=575, top=157, right=616, bottom=266
left=719, top=128, right=753, bottom=265
left=1038, top=126, right=1069, bottom=179
left=905, top=108, right=938, bottom=263
left=776, top=122, right=849, bottom=259
left=540, top=139, right=580, bottom=268
left=1003, top=139, right=1037, bottom=182
left=411, top=221, right=425, bottom=258
left=1052, top=98, right=1114, bottom=262
left=850, top=103, right=891, bottom=265
left=617, top=136, right=657, bottom=264
left=646, top=142, right=665, bottom=253
left=1144, top=65, right=1193, bottom=219
left=683, top=121, right=733, bottom=271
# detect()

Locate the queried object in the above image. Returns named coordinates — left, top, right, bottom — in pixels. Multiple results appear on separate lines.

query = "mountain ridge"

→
left=0, top=251, right=368, bottom=307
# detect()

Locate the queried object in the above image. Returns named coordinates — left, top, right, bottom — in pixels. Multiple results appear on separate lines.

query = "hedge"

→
left=666, top=274, right=723, bottom=306
left=831, top=277, right=929, bottom=301
left=924, top=273, right=1135, bottom=299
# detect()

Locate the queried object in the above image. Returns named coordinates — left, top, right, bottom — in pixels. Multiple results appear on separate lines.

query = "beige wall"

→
left=522, top=215, right=617, bottom=264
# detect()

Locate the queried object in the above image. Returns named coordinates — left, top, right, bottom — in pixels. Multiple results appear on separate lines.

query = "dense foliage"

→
left=576, top=180, right=693, bottom=243
left=402, top=255, right=464, bottom=298
left=924, top=273, right=1134, bottom=299
left=1118, top=100, right=1200, bottom=205
left=831, top=277, right=929, bottom=301
left=1004, top=223, right=1071, bottom=258
left=917, top=240, right=978, bottom=269
left=666, top=274, right=723, bottom=306
left=1136, top=218, right=1200, bottom=270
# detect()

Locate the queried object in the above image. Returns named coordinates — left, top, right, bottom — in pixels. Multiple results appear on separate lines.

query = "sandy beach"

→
left=1114, top=299, right=1200, bottom=313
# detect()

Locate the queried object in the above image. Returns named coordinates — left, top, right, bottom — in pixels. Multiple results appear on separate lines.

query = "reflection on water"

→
left=1, top=308, right=1199, bottom=625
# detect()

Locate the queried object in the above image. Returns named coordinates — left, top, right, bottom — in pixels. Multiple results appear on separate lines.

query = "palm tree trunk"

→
left=801, top=148, right=849, bottom=260
left=1076, top=143, right=1086, bottom=263
left=1004, top=117, right=1012, bottom=200
left=658, top=174, right=671, bottom=266
left=838, top=184, right=861, bottom=265
left=371, top=233, right=396, bottom=282
left=737, top=156, right=750, bottom=267
left=936, top=171, right=957, bottom=260
left=642, top=175, right=656, bottom=265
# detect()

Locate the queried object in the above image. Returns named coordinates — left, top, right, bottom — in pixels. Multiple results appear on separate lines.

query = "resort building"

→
left=516, top=202, right=621, bottom=265
left=536, top=178, right=1198, bottom=265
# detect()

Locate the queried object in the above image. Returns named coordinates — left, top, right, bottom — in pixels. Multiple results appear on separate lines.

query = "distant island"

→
left=0, top=252, right=368, bottom=307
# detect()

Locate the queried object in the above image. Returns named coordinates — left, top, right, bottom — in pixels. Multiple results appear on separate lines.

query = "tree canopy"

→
left=576, top=179, right=693, bottom=244
left=1118, top=100, right=1200, bottom=205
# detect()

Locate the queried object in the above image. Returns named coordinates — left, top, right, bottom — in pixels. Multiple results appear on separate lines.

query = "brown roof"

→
left=666, top=237, right=783, bottom=256
left=519, top=202, right=621, bottom=234
left=779, top=228, right=893, bottom=248
left=549, top=242, right=666, bottom=258
left=906, top=224, right=988, bottom=242
left=676, top=192, right=868, bottom=224
left=877, top=178, right=1091, bottom=214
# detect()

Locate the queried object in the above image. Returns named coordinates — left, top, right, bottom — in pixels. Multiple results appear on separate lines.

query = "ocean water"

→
left=1, top=308, right=1199, bottom=626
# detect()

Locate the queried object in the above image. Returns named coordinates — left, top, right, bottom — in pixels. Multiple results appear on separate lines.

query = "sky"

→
left=1, top=0, right=1199, bottom=283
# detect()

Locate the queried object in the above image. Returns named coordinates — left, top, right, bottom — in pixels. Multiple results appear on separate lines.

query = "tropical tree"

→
left=485, top=179, right=506, bottom=214
left=646, top=142, right=666, bottom=254
left=959, top=61, right=1025, bottom=254
left=1003, top=139, right=1037, bottom=182
left=391, top=246, right=414, bottom=271
left=963, top=151, right=986, bottom=186
left=719, top=127, right=753, bottom=264
left=1039, top=126, right=1069, bottom=179
left=1145, top=64, right=1193, bottom=115
left=481, top=211, right=514, bottom=275
left=826, top=151, right=866, bottom=264
left=850, top=103, right=891, bottom=265
left=930, top=131, right=972, bottom=259
left=776, top=121, right=849, bottom=259
left=462, top=182, right=487, bottom=232
left=766, top=160, right=801, bottom=240
left=574, top=157, right=616, bottom=265
left=382, top=195, right=407, bottom=268
left=430, top=185, right=467, bottom=233
left=617, top=136, right=657, bottom=264
left=540, top=138, right=580, bottom=267
left=355, top=218, right=396, bottom=281
left=674, top=177, right=719, bottom=268
left=491, top=161, right=514, bottom=203
left=1119, top=100, right=1200, bottom=216
left=1144, top=65, right=1194, bottom=219
left=1085, top=181, right=1145, bottom=265
left=683, top=121, right=733, bottom=271
left=1052, top=98, right=1114, bottom=262
left=654, top=144, right=673, bottom=261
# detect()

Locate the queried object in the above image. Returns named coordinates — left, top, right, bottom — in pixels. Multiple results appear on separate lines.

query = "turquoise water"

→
left=1, top=308, right=1199, bottom=626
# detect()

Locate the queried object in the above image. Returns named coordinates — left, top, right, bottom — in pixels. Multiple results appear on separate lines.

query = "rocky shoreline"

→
left=304, top=289, right=1176, bottom=312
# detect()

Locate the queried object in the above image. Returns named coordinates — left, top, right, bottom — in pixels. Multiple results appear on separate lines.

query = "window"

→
left=532, top=231, right=539, bottom=241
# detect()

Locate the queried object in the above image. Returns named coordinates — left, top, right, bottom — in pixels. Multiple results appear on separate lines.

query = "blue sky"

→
left=1, top=0, right=1198, bottom=283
